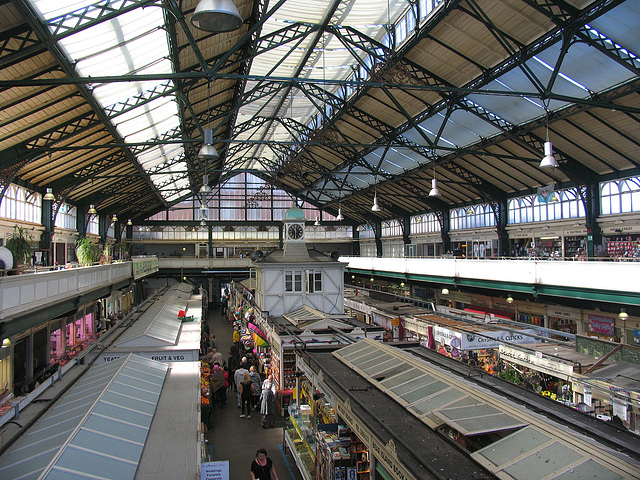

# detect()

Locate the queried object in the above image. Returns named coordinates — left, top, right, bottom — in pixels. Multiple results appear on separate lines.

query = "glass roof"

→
left=30, top=0, right=187, bottom=203
left=333, top=340, right=633, bottom=479
left=0, top=355, right=168, bottom=480
left=232, top=0, right=407, bottom=174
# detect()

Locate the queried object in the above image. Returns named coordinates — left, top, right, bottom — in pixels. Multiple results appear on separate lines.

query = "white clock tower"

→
left=282, top=205, right=309, bottom=259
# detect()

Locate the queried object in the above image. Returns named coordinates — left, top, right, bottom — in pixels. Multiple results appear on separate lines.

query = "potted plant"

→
left=100, top=243, right=112, bottom=264
left=6, top=225, right=33, bottom=269
left=75, top=236, right=100, bottom=266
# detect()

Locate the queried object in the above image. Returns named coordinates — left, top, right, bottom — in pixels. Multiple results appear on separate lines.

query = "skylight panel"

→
left=29, top=0, right=188, bottom=202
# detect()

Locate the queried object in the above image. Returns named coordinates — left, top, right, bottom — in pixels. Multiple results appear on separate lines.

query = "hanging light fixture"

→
left=540, top=109, right=558, bottom=168
left=199, top=128, right=219, bottom=160
left=200, top=173, right=212, bottom=193
left=190, top=0, right=244, bottom=33
left=1, top=338, right=10, bottom=348
left=43, top=153, right=56, bottom=200
left=336, top=207, right=344, bottom=221
left=112, top=214, right=118, bottom=223
left=371, top=194, right=381, bottom=212
left=429, top=162, right=441, bottom=197
left=371, top=183, right=381, bottom=212
left=506, top=294, right=514, bottom=304
left=314, top=217, right=320, bottom=226
left=441, top=288, right=450, bottom=295
left=618, top=308, right=629, bottom=319
left=88, top=204, right=97, bottom=215
left=127, top=219, right=133, bottom=226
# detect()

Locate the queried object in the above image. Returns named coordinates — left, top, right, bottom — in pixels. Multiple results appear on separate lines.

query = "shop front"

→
left=598, top=215, right=640, bottom=259
left=507, top=222, right=587, bottom=259
left=449, top=228, right=498, bottom=258
left=546, top=305, right=580, bottom=335
left=498, top=343, right=597, bottom=405
left=50, top=305, right=97, bottom=366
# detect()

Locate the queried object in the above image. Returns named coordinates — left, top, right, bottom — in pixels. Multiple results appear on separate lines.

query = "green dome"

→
left=284, top=205, right=306, bottom=221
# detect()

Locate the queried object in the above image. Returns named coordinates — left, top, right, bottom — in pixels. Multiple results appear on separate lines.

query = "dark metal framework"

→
left=0, top=0, right=639, bottom=230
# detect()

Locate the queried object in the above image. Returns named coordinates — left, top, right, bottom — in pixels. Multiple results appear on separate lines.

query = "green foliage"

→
left=6, top=225, right=33, bottom=266
left=75, top=236, right=100, bottom=265
left=498, top=365, right=523, bottom=384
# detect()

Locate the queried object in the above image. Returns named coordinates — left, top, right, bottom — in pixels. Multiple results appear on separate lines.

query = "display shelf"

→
left=270, top=348, right=281, bottom=389
left=285, top=415, right=315, bottom=480
left=350, top=434, right=370, bottom=480
left=281, top=348, right=296, bottom=389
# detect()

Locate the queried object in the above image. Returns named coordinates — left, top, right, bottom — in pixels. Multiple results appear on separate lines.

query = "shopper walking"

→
left=260, top=374, right=277, bottom=429
left=250, top=448, right=279, bottom=480
left=209, top=364, right=226, bottom=408
left=249, top=366, right=262, bottom=410
left=240, top=372, right=253, bottom=418
left=234, top=363, right=249, bottom=407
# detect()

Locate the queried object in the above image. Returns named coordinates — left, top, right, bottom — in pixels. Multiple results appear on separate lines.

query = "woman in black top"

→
left=250, top=448, right=278, bottom=480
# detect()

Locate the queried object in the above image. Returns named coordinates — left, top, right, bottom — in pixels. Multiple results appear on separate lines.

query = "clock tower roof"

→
left=284, top=205, right=306, bottom=222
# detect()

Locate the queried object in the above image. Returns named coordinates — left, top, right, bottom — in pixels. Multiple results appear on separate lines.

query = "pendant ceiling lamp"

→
left=112, top=214, right=118, bottom=223
left=43, top=153, right=56, bottom=200
left=371, top=181, right=381, bottom=212
left=43, top=187, right=55, bottom=201
left=200, top=173, right=212, bottom=193
left=371, top=193, right=381, bottom=212
left=127, top=219, right=133, bottom=226
left=336, top=207, right=344, bottom=221
left=88, top=204, right=97, bottom=215
left=540, top=110, right=558, bottom=168
left=199, top=128, right=219, bottom=160
left=429, top=163, right=441, bottom=197
left=314, top=217, right=320, bottom=226
left=190, top=0, right=244, bottom=33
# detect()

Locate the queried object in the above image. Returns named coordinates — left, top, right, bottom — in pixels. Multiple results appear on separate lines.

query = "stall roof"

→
left=114, top=300, right=183, bottom=348
left=276, top=305, right=382, bottom=333
left=0, top=355, right=168, bottom=480
left=333, top=339, right=639, bottom=479
left=584, top=361, right=640, bottom=392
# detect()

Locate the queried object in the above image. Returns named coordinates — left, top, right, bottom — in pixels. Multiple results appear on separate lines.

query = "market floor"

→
left=204, top=306, right=305, bottom=480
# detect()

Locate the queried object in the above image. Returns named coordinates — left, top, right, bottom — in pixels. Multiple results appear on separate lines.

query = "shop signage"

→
left=433, top=325, right=541, bottom=350
left=200, top=460, right=229, bottom=480
left=499, top=345, right=574, bottom=379
left=588, top=314, right=614, bottom=336
left=547, top=305, right=578, bottom=319
left=584, top=388, right=592, bottom=406
left=470, top=294, right=492, bottom=306
left=601, top=224, right=640, bottom=234
left=564, top=228, right=586, bottom=235
left=518, top=302, right=546, bottom=315
left=391, top=317, right=400, bottom=326
left=100, top=350, right=196, bottom=363
left=335, top=397, right=417, bottom=480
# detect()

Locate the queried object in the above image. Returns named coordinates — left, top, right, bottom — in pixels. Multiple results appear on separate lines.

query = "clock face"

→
left=287, top=223, right=304, bottom=240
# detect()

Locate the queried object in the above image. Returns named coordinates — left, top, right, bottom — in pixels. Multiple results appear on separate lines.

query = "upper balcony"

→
left=343, top=256, right=640, bottom=307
